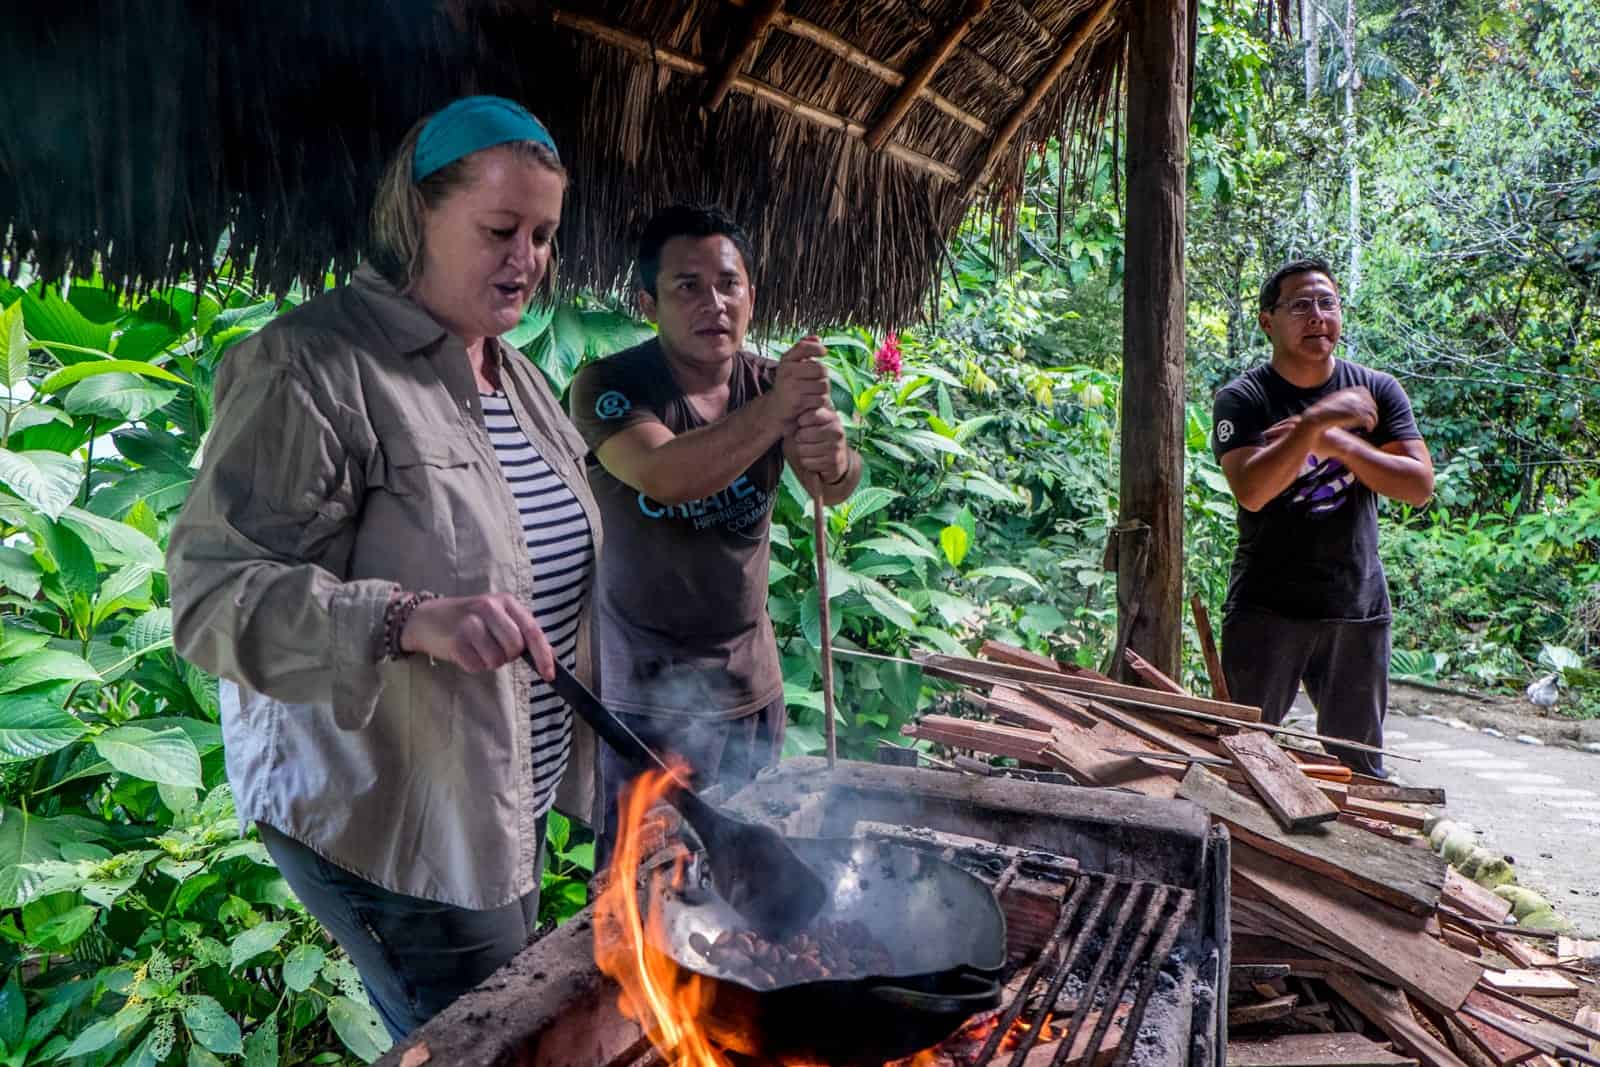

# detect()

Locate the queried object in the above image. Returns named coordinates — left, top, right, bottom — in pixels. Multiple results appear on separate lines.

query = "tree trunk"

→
left=1303, top=0, right=1320, bottom=103
left=1119, top=0, right=1189, bottom=678
left=1343, top=0, right=1361, bottom=299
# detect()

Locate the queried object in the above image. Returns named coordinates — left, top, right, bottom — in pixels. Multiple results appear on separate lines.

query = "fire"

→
left=593, top=766, right=732, bottom=1067
left=592, top=769, right=1065, bottom=1066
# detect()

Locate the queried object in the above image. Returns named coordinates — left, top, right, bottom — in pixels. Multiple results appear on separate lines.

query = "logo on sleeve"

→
left=1215, top=419, right=1234, bottom=444
left=594, top=391, right=631, bottom=420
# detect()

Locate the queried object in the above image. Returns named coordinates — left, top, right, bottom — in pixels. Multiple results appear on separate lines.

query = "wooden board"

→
left=1227, top=1033, right=1419, bottom=1067
left=1444, top=868, right=1513, bottom=924
left=1454, top=989, right=1541, bottom=1066
left=988, top=685, right=1098, bottom=732
left=1020, top=685, right=1217, bottom=758
left=1179, top=765, right=1447, bottom=916
left=1324, top=973, right=1473, bottom=1067
left=1233, top=844, right=1482, bottom=1013
left=1232, top=934, right=1360, bottom=978
left=1557, top=936, right=1600, bottom=962
left=1348, top=783, right=1447, bottom=806
left=1223, top=731, right=1342, bottom=831
left=1229, top=993, right=1301, bottom=1027
left=1484, top=933, right=1562, bottom=970
left=1124, top=647, right=1188, bottom=694
left=917, top=652, right=1264, bottom=722
left=1481, top=970, right=1578, bottom=997
left=1342, top=797, right=1428, bottom=831
left=1575, top=1007, right=1600, bottom=1058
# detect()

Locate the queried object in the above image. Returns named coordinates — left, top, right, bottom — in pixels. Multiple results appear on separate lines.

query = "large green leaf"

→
left=36, top=359, right=188, bottom=393
left=92, top=725, right=203, bottom=787
left=0, top=545, right=43, bottom=597
left=327, top=996, right=391, bottom=1063
left=1, top=301, right=27, bottom=388
left=0, top=649, right=100, bottom=693
left=111, top=427, right=194, bottom=475
left=0, top=695, right=85, bottom=762
left=182, top=995, right=243, bottom=1055
left=283, top=945, right=326, bottom=992
left=60, top=505, right=164, bottom=568
left=85, top=469, right=192, bottom=520
left=0, top=967, right=23, bottom=1051
left=19, top=288, right=113, bottom=359
left=92, top=564, right=154, bottom=626
left=57, top=1001, right=150, bottom=1058
left=63, top=373, right=179, bottom=421
left=0, top=808, right=81, bottom=909
left=938, top=525, right=971, bottom=568
left=840, top=486, right=899, bottom=528
left=967, top=565, right=1045, bottom=592
left=41, top=520, right=98, bottom=600
left=0, top=448, right=82, bottom=521
left=228, top=920, right=290, bottom=970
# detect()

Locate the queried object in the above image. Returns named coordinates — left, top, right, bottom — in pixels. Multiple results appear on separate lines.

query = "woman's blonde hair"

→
left=368, top=114, right=566, bottom=298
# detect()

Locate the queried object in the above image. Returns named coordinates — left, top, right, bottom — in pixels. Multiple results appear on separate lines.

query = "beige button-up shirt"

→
left=168, top=266, right=602, bottom=909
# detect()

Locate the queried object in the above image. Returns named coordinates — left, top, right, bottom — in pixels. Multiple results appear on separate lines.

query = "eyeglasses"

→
left=1272, top=295, right=1342, bottom=317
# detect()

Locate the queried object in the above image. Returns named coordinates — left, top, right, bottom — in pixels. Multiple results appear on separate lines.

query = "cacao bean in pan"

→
left=689, top=919, right=894, bottom=988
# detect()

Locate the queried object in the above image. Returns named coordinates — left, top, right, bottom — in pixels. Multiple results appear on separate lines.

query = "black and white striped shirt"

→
left=479, top=391, right=594, bottom=817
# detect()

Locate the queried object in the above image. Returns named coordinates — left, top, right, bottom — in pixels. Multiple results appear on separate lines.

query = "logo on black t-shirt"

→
left=595, top=391, right=631, bottom=419
left=1216, top=419, right=1235, bottom=444
left=1290, top=454, right=1357, bottom=516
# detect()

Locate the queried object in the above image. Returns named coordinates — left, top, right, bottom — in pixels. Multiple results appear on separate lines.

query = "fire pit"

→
left=379, top=759, right=1229, bottom=1067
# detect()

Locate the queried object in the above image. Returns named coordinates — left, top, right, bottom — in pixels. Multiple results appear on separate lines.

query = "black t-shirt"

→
left=1211, top=359, right=1421, bottom=622
left=568, top=339, right=784, bottom=719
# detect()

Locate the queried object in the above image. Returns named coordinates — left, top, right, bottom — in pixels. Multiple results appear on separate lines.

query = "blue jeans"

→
left=258, top=820, right=545, bottom=1040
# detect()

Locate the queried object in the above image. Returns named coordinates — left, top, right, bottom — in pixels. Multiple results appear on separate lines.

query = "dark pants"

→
left=1221, top=606, right=1391, bottom=777
left=258, top=820, right=545, bottom=1041
left=595, top=696, right=786, bottom=872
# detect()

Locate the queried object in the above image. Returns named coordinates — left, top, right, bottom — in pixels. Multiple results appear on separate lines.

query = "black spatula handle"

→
left=530, top=654, right=683, bottom=785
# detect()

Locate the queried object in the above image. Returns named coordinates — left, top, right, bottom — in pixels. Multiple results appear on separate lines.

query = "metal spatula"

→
left=531, top=654, right=827, bottom=940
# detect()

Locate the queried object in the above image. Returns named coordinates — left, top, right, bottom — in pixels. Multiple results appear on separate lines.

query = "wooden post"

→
left=1119, top=0, right=1190, bottom=677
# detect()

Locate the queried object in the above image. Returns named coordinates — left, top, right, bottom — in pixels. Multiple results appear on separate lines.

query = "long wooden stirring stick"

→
left=810, top=476, right=837, bottom=768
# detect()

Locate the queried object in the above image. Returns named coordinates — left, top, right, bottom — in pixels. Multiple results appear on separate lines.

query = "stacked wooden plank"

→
left=899, top=642, right=1600, bottom=1067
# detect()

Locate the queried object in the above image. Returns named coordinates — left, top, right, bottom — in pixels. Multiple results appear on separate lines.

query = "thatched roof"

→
left=0, top=0, right=1137, bottom=327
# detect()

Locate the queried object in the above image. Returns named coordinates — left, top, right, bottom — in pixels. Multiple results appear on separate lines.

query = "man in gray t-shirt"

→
left=570, top=204, right=863, bottom=865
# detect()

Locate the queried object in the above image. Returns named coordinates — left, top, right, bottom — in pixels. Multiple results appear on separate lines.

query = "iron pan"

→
left=650, top=836, right=1008, bottom=1063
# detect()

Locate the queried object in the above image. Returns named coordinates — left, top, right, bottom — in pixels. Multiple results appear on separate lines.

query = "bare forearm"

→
left=1326, top=431, right=1434, bottom=506
left=1225, top=422, right=1324, bottom=511
left=603, top=392, right=784, bottom=505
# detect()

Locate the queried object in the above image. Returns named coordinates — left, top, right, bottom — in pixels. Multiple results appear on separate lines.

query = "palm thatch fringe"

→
left=0, top=0, right=1222, bottom=327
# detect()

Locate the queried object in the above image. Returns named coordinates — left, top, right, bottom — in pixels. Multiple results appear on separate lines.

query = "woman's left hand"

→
left=400, top=593, right=556, bottom=679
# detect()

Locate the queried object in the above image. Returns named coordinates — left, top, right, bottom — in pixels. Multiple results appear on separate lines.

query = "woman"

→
left=168, top=95, right=601, bottom=1040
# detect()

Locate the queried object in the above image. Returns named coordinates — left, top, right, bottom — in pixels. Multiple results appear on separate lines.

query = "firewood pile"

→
left=897, top=640, right=1600, bottom=1067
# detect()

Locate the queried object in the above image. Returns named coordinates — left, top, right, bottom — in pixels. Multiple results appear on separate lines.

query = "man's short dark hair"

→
left=635, top=204, right=755, bottom=297
left=1259, top=257, right=1337, bottom=312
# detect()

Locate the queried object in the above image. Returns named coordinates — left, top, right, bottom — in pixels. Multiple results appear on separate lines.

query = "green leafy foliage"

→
left=0, top=278, right=391, bottom=1065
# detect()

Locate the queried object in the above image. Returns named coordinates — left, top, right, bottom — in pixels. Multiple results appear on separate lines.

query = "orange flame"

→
left=592, top=769, right=1062, bottom=1066
left=594, top=766, right=733, bottom=1067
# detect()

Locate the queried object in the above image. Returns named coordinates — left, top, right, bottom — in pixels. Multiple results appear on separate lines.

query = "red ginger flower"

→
left=874, top=333, right=903, bottom=379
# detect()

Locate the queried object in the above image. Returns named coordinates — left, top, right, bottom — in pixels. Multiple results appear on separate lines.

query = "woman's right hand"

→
left=400, top=594, right=556, bottom=680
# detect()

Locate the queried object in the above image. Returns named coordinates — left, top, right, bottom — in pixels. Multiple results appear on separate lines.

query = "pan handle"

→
left=866, top=973, right=1002, bottom=1015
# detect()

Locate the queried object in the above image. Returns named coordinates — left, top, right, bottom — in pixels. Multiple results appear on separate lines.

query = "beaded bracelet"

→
left=383, top=591, right=438, bottom=661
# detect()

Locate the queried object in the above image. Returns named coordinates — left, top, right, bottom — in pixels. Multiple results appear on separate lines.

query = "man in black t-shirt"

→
left=1212, top=258, right=1434, bottom=776
left=570, top=204, right=863, bottom=864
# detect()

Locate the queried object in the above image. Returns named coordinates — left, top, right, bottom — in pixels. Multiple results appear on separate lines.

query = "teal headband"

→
left=412, top=95, right=559, bottom=182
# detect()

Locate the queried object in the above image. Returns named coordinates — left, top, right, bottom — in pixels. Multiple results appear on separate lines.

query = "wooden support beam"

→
left=1118, top=0, right=1189, bottom=677
left=704, top=0, right=786, bottom=112
left=1222, top=730, right=1341, bottom=831
left=551, top=10, right=962, bottom=183
left=1190, top=593, right=1231, bottom=701
left=1229, top=993, right=1301, bottom=1028
left=760, top=10, right=989, bottom=133
left=865, top=0, right=991, bottom=150
left=1349, top=783, right=1447, bottom=806
left=1326, top=974, right=1474, bottom=1067
left=962, top=0, right=1120, bottom=197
